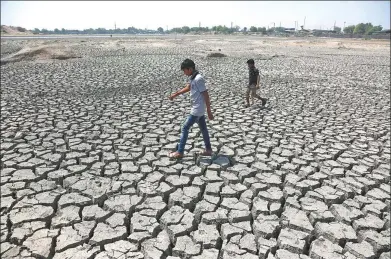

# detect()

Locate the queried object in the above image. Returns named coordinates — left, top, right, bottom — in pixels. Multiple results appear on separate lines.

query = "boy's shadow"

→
left=250, top=103, right=272, bottom=112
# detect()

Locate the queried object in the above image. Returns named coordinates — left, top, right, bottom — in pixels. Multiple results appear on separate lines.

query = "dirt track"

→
left=1, top=35, right=390, bottom=259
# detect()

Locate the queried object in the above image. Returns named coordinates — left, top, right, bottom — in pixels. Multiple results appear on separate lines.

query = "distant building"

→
left=312, top=29, right=336, bottom=33
left=284, top=28, right=296, bottom=33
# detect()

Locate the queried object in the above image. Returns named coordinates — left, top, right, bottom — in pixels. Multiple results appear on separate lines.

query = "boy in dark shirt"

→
left=245, top=59, right=267, bottom=108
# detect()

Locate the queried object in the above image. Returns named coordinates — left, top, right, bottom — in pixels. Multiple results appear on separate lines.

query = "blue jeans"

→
left=177, top=115, right=211, bottom=154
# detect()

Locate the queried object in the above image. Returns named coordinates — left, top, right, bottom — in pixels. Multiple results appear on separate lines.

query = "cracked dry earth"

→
left=1, top=35, right=390, bottom=259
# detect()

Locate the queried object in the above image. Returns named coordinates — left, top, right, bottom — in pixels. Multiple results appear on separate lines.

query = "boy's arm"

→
left=256, top=74, right=260, bottom=89
left=169, top=83, right=190, bottom=100
left=202, top=91, right=213, bottom=120
left=196, top=77, right=213, bottom=120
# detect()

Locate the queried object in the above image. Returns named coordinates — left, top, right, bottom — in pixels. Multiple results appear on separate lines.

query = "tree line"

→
left=343, top=23, right=383, bottom=34
left=29, top=25, right=327, bottom=35
left=32, top=27, right=158, bottom=35
left=19, top=22, right=388, bottom=35
left=166, top=26, right=292, bottom=34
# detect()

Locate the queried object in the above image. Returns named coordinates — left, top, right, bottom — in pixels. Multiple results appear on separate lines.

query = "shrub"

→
left=207, top=52, right=227, bottom=58
left=16, top=26, right=26, bottom=32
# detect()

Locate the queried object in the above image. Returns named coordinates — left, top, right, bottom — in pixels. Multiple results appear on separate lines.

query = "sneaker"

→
left=261, top=98, right=267, bottom=106
left=168, top=151, right=183, bottom=159
left=198, top=150, right=213, bottom=156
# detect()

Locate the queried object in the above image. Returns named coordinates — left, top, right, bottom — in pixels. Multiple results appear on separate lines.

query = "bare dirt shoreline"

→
left=1, top=35, right=389, bottom=63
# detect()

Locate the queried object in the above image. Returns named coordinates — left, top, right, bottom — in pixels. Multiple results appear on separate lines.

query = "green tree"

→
left=97, top=27, right=107, bottom=34
left=172, top=27, right=183, bottom=33
left=243, top=27, right=247, bottom=32
left=366, top=28, right=374, bottom=35
left=366, top=23, right=382, bottom=34
left=32, top=28, right=40, bottom=34
left=353, top=23, right=367, bottom=34
left=366, top=25, right=383, bottom=35
left=191, top=27, right=201, bottom=33
left=211, top=25, right=229, bottom=34
left=16, top=26, right=26, bottom=32
left=364, top=23, right=373, bottom=34
left=196, top=27, right=208, bottom=32
left=334, top=26, right=341, bottom=33
left=54, top=28, right=60, bottom=34
left=182, top=26, right=190, bottom=34
left=249, top=26, right=257, bottom=32
left=157, top=27, right=164, bottom=33
left=257, top=27, right=266, bottom=34
left=343, top=25, right=355, bottom=34
left=373, top=25, right=383, bottom=32
left=220, top=25, right=230, bottom=34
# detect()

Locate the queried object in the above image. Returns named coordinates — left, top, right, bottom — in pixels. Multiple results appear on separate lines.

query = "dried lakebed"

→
left=0, top=36, right=390, bottom=259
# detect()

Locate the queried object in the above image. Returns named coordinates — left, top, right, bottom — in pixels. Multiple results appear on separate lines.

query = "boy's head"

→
left=247, top=59, right=255, bottom=69
left=181, top=59, right=196, bottom=76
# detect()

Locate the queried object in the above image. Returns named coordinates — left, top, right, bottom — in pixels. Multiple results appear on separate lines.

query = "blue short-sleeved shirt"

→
left=189, top=73, right=207, bottom=116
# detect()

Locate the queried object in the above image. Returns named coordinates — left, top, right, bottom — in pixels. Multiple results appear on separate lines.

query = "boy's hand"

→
left=208, top=112, right=214, bottom=120
left=169, top=84, right=190, bottom=101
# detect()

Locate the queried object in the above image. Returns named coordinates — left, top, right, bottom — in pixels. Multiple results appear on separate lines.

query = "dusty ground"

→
left=1, top=35, right=390, bottom=259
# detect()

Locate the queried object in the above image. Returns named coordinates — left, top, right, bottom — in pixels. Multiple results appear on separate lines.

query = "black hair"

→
left=246, top=59, right=255, bottom=65
left=181, top=59, right=196, bottom=70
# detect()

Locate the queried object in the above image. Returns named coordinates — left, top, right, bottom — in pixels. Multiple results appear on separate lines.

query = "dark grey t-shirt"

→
left=248, top=67, right=259, bottom=86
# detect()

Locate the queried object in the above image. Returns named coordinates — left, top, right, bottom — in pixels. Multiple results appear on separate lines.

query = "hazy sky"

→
left=1, top=1, right=390, bottom=31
